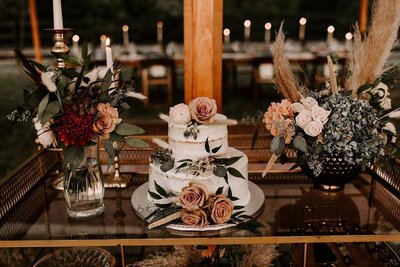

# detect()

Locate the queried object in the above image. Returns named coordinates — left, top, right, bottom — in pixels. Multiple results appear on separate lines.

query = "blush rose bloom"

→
left=277, top=99, right=294, bottom=117
left=295, top=109, right=312, bottom=129
left=96, top=103, right=122, bottom=125
left=311, top=106, right=330, bottom=125
left=189, top=97, right=217, bottom=125
left=169, top=103, right=191, bottom=124
left=304, top=121, right=323, bottom=137
left=93, top=112, right=116, bottom=139
left=291, top=102, right=304, bottom=113
left=181, top=209, right=209, bottom=227
left=209, top=194, right=233, bottom=224
left=179, top=183, right=209, bottom=211
left=300, top=97, right=318, bottom=110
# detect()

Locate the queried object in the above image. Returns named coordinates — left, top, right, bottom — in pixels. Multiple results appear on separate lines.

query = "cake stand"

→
left=131, top=181, right=265, bottom=232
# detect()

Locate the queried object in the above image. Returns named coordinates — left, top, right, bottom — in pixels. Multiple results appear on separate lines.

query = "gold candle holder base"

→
left=104, top=141, right=131, bottom=188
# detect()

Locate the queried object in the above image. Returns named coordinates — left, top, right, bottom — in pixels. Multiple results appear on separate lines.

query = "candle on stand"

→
left=122, top=25, right=130, bottom=47
left=53, top=0, right=64, bottom=29
left=345, top=32, right=353, bottom=51
left=100, top=34, right=107, bottom=49
left=157, top=21, right=163, bottom=43
left=223, top=28, right=230, bottom=44
left=105, top=38, right=113, bottom=70
left=327, top=25, right=335, bottom=46
left=71, top=35, right=80, bottom=56
left=299, top=17, right=307, bottom=41
left=264, top=22, right=272, bottom=47
left=244, top=19, right=251, bottom=42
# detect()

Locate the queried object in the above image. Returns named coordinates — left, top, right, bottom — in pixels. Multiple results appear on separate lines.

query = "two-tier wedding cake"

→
left=148, top=97, right=250, bottom=207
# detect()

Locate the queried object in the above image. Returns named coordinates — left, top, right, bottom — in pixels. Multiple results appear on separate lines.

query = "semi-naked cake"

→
left=148, top=97, right=250, bottom=208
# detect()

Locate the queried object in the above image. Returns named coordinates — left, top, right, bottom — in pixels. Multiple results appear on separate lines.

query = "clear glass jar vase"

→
left=63, top=144, right=105, bottom=219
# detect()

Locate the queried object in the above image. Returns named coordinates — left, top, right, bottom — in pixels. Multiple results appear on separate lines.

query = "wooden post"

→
left=183, top=0, right=223, bottom=111
left=359, top=0, right=368, bottom=33
left=28, top=0, right=42, bottom=62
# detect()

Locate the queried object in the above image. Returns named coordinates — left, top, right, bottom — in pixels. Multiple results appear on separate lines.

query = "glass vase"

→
left=63, top=144, right=105, bottom=219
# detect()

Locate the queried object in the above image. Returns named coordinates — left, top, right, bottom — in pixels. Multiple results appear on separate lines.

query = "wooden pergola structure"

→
left=28, top=0, right=369, bottom=110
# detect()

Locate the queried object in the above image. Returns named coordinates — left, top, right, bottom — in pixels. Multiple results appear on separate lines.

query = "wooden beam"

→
left=183, top=0, right=223, bottom=111
left=359, top=0, right=368, bottom=33
left=28, top=0, right=42, bottom=62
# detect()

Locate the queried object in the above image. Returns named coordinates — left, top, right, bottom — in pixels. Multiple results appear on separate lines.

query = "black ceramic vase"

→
left=300, top=152, right=362, bottom=192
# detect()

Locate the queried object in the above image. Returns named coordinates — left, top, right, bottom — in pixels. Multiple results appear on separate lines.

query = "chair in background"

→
left=140, top=57, right=174, bottom=105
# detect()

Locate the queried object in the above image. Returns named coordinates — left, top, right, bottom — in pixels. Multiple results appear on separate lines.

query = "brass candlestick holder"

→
left=104, top=141, right=131, bottom=188
left=46, top=28, right=73, bottom=69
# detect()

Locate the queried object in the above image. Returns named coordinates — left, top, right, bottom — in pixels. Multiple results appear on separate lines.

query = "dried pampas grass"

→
left=132, top=246, right=202, bottom=267
left=273, top=24, right=303, bottom=103
left=132, top=245, right=279, bottom=267
left=346, top=0, right=400, bottom=95
left=239, top=244, right=280, bottom=267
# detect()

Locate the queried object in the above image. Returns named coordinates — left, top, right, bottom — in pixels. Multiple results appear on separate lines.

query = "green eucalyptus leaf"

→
left=148, top=190, right=163, bottom=200
left=100, top=69, right=113, bottom=93
left=205, top=137, right=210, bottom=153
left=37, top=94, right=49, bottom=121
left=109, top=132, right=125, bottom=142
left=213, top=165, right=227, bottom=177
left=103, top=140, right=115, bottom=159
left=125, top=138, right=149, bottom=148
left=42, top=101, right=60, bottom=124
left=115, top=123, right=145, bottom=136
left=314, top=143, right=324, bottom=154
left=215, top=186, right=224, bottom=195
left=227, top=167, right=245, bottom=179
left=161, top=160, right=174, bottom=172
left=60, top=55, right=83, bottom=66
left=270, top=136, right=280, bottom=154
left=293, top=136, right=308, bottom=153
left=233, top=205, right=245, bottom=210
left=177, top=159, right=192, bottom=162
left=61, top=68, right=80, bottom=79
left=211, top=144, right=223, bottom=154
left=223, top=156, right=242, bottom=166
left=357, top=83, right=373, bottom=95
left=154, top=181, right=168, bottom=197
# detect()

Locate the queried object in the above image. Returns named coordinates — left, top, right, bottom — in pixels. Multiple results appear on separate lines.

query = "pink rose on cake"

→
left=181, top=209, right=209, bottom=227
left=209, top=194, right=233, bottom=224
left=179, top=183, right=209, bottom=210
left=189, top=97, right=217, bottom=125
left=169, top=103, right=191, bottom=124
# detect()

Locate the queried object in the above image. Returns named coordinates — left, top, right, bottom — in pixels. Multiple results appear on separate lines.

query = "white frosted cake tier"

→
left=168, top=114, right=228, bottom=161
left=148, top=147, right=250, bottom=207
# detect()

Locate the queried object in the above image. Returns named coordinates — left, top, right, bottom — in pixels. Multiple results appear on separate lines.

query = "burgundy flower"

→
left=55, top=106, right=95, bottom=147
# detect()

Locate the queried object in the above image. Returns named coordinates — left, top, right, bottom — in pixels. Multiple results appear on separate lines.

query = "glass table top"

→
left=1, top=169, right=400, bottom=247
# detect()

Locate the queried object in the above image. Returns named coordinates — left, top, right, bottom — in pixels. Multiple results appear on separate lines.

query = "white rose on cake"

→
left=169, top=103, right=191, bottom=124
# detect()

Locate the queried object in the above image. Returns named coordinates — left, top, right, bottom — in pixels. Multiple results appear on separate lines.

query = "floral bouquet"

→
left=262, top=0, right=400, bottom=179
left=8, top=45, right=147, bottom=164
left=8, top=44, right=148, bottom=218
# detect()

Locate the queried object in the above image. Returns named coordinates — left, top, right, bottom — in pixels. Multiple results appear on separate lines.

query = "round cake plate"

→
left=131, top=181, right=265, bottom=232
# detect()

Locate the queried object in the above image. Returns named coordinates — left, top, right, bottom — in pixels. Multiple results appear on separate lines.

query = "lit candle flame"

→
left=264, top=22, right=272, bottom=30
left=299, top=17, right=307, bottom=25
left=157, top=21, right=163, bottom=28
left=122, top=25, right=129, bottom=32
left=327, top=25, right=335, bottom=33
left=100, top=34, right=107, bottom=42
left=72, top=35, right=80, bottom=42
left=223, top=28, right=230, bottom=36
left=345, top=32, right=353, bottom=40
left=244, top=20, right=251, bottom=27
